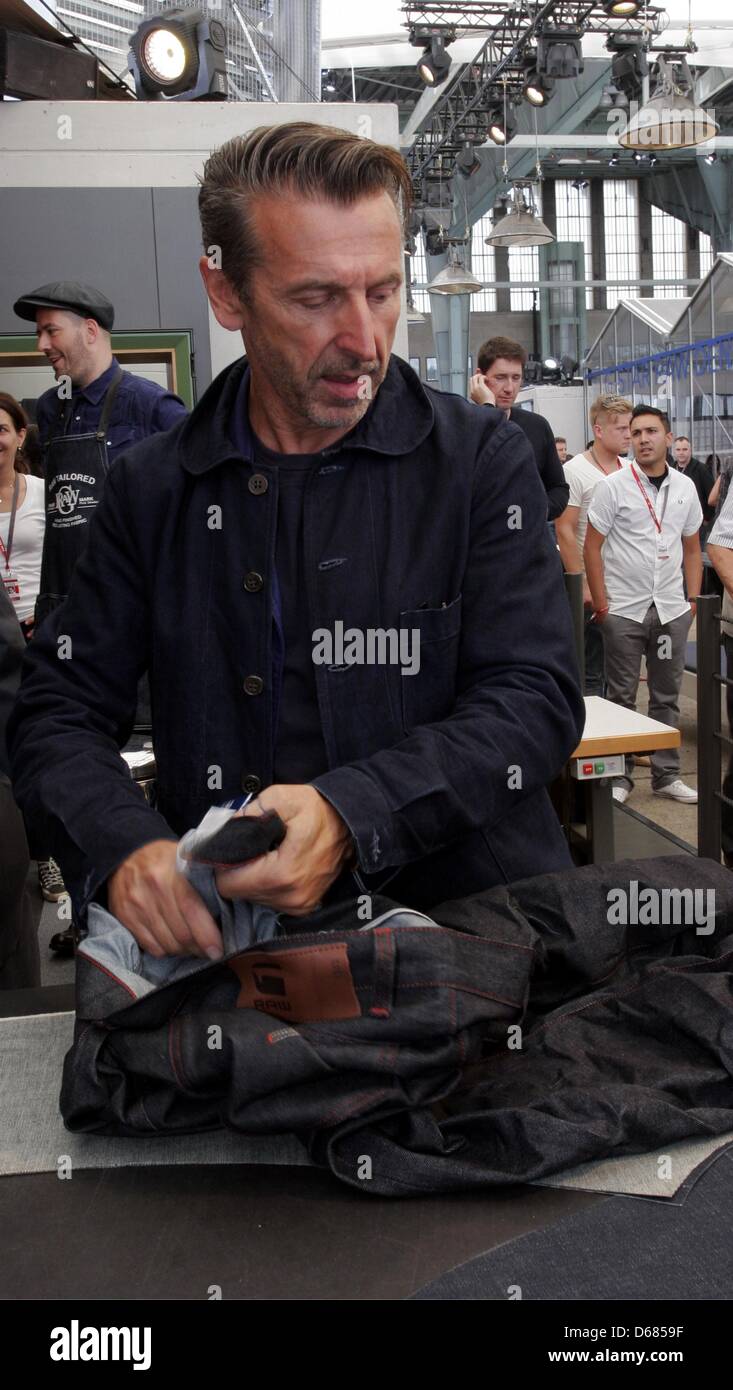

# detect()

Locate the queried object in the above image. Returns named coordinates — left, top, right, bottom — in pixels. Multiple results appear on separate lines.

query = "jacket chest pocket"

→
left=399, top=593, right=462, bottom=733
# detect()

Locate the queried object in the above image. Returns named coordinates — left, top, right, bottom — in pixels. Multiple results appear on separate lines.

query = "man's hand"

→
left=469, top=372, right=496, bottom=407
left=215, top=785, right=352, bottom=916
left=108, top=839, right=223, bottom=959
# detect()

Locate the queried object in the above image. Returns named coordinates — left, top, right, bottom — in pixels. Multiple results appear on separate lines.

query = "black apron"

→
left=35, top=369, right=123, bottom=626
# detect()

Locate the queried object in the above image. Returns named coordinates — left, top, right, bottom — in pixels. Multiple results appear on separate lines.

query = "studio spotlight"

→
left=487, top=107, right=516, bottom=144
left=129, top=7, right=227, bottom=100
left=542, top=356, right=562, bottom=382
left=456, top=140, right=481, bottom=178
left=704, top=151, right=718, bottom=164
left=537, top=28, right=584, bottom=81
left=523, top=63, right=554, bottom=108
left=416, top=35, right=452, bottom=87
left=604, top=0, right=639, bottom=14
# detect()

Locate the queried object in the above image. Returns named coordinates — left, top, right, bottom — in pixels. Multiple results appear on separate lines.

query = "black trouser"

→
left=0, top=779, right=40, bottom=989
left=722, top=635, right=733, bottom=859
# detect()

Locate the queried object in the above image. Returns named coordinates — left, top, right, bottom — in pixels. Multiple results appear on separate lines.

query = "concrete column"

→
left=590, top=178, right=606, bottom=313
left=425, top=248, right=470, bottom=396
left=494, top=246, right=511, bottom=313
left=638, top=188, right=654, bottom=288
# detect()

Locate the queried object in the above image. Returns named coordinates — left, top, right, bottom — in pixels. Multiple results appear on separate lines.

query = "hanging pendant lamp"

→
left=619, top=56, right=718, bottom=151
left=486, top=183, right=554, bottom=248
left=426, top=241, right=483, bottom=295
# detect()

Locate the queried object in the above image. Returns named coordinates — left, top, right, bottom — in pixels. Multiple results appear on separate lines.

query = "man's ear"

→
left=199, top=258, right=248, bottom=331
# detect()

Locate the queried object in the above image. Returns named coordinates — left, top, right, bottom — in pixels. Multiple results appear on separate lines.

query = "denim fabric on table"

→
left=62, top=897, right=532, bottom=1139
left=61, top=856, right=733, bottom=1198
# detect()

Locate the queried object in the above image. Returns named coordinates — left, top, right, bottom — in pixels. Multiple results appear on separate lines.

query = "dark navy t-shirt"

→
left=250, top=432, right=330, bottom=784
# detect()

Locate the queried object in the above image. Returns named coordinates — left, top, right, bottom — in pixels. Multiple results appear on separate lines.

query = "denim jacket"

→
left=8, top=354, right=584, bottom=912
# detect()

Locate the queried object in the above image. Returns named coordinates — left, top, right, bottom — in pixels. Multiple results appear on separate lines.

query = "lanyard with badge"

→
left=630, top=463, right=670, bottom=560
left=0, top=475, right=21, bottom=600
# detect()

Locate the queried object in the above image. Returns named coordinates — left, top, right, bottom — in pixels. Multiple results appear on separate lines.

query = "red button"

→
left=582, top=762, right=594, bottom=775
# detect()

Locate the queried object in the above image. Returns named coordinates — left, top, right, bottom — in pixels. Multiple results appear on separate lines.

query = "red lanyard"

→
left=630, top=464, right=663, bottom=534
left=0, top=475, right=20, bottom=571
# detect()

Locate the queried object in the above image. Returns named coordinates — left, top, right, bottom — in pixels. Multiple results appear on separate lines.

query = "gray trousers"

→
left=601, top=603, right=693, bottom=791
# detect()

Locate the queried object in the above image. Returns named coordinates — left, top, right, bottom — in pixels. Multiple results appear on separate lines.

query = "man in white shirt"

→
left=584, top=404, right=703, bottom=805
left=705, top=488, right=733, bottom=863
left=556, top=394, right=632, bottom=695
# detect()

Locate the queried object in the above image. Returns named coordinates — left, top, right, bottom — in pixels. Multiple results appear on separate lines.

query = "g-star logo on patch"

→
left=56, top=485, right=79, bottom=515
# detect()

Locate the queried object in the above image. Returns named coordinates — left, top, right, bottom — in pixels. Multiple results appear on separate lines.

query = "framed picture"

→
left=0, top=330, right=195, bottom=410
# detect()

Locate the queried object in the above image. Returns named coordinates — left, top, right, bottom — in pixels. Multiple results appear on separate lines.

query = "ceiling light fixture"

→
left=523, top=64, right=554, bottom=107
left=486, top=182, right=554, bottom=248
left=415, top=33, right=452, bottom=87
left=619, top=55, right=718, bottom=151
left=426, top=241, right=483, bottom=295
left=128, top=7, right=227, bottom=100
left=537, top=28, right=584, bottom=81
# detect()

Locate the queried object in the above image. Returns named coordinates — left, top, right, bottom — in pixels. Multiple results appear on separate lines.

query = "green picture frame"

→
left=0, top=330, right=195, bottom=408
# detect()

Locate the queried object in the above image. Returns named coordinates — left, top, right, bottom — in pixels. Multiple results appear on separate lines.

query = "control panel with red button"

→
left=571, top=754, right=626, bottom=780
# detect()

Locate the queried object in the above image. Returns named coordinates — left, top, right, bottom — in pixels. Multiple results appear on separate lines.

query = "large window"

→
left=508, top=185, right=542, bottom=312
left=555, top=179, right=594, bottom=309
left=651, top=205, right=687, bottom=295
left=603, top=181, right=640, bottom=309
left=470, top=214, right=497, bottom=312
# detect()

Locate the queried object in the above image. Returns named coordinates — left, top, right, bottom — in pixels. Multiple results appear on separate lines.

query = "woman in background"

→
left=0, top=392, right=66, bottom=904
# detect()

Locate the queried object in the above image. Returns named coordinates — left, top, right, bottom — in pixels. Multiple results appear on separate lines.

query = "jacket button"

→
left=248, top=473, right=268, bottom=495
left=241, top=774, right=261, bottom=794
left=243, top=571, right=264, bottom=593
left=244, top=674, right=264, bottom=696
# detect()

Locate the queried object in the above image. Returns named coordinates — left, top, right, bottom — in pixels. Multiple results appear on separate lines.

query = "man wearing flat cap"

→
left=14, top=281, right=187, bottom=627
left=13, top=281, right=187, bottom=945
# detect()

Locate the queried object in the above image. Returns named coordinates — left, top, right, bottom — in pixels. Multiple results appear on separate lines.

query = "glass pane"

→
left=509, top=185, right=542, bottom=311
left=603, top=181, right=639, bottom=309
left=651, top=206, right=687, bottom=295
left=470, top=215, right=497, bottom=312
left=555, top=179, right=593, bottom=310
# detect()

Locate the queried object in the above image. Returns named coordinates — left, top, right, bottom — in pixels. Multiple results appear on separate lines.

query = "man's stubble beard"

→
left=243, top=318, right=385, bottom=433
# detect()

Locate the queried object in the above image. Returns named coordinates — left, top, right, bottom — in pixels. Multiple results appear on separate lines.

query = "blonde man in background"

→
left=556, top=395, right=632, bottom=695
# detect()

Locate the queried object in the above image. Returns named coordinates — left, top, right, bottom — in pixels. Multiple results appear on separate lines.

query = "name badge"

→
left=656, top=534, right=670, bottom=560
left=2, top=572, right=20, bottom=599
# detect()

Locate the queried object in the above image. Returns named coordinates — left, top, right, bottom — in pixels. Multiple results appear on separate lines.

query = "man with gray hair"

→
left=9, top=122, right=583, bottom=959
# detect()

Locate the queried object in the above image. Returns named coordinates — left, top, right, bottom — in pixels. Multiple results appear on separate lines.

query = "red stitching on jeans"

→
left=77, top=951, right=138, bottom=1000
left=398, top=980, right=523, bottom=1008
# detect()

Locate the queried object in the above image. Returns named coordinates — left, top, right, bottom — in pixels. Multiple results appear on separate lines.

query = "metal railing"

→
left=696, top=593, right=733, bottom=861
left=563, top=569, right=585, bottom=692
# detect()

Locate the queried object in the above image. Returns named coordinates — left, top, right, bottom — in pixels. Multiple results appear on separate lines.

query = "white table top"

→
left=573, top=696, right=681, bottom=758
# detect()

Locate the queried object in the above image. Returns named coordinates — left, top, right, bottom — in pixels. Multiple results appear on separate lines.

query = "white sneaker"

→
left=612, top=785, right=630, bottom=804
left=653, top=779, right=698, bottom=804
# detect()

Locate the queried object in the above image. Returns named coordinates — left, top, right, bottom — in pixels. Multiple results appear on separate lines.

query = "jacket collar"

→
left=76, top=357, right=120, bottom=405
left=178, top=353, right=435, bottom=475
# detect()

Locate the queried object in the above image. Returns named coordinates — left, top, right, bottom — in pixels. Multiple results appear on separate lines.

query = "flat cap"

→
left=13, top=281, right=115, bottom=330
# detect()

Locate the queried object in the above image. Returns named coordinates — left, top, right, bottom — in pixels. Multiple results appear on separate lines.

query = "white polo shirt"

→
left=563, top=451, right=628, bottom=557
left=587, top=463, right=702, bottom=624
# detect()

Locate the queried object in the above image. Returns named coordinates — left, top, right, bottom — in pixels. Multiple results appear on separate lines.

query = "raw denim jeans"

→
left=601, top=603, right=693, bottom=791
left=60, top=856, right=733, bottom=1196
